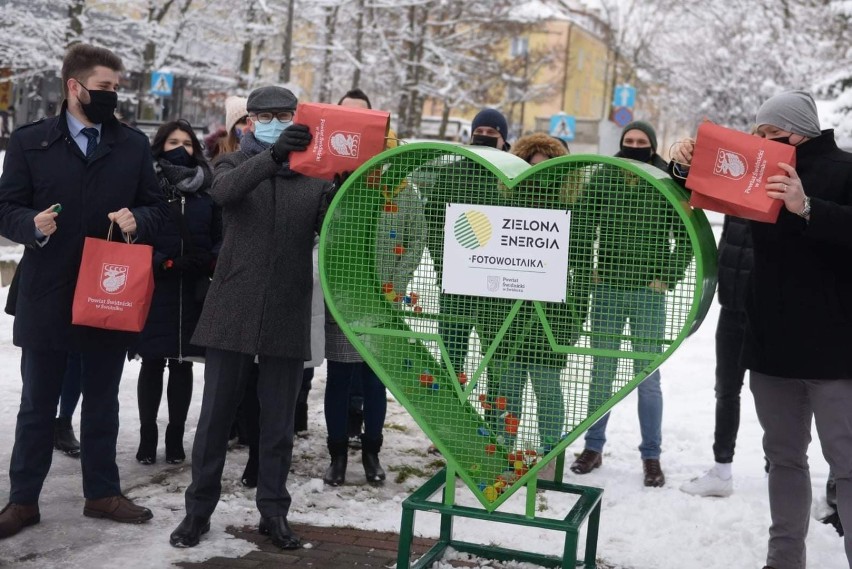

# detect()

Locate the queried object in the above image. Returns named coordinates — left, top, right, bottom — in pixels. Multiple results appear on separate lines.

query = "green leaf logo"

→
left=453, top=210, right=492, bottom=249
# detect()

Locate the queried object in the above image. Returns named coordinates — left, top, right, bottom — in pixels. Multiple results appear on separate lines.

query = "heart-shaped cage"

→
left=321, top=142, right=717, bottom=511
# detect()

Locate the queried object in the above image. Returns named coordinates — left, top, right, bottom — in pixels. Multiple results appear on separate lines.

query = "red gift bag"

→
left=685, top=121, right=796, bottom=223
left=72, top=224, right=155, bottom=332
left=289, top=102, right=391, bottom=180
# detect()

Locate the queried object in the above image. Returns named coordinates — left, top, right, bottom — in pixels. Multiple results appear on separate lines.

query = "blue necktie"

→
left=81, top=127, right=99, bottom=158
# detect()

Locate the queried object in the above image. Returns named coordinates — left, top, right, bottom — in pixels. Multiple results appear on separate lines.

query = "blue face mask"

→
left=254, top=119, right=292, bottom=144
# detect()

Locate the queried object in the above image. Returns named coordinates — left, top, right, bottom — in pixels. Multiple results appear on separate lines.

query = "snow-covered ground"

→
left=0, top=217, right=845, bottom=568
left=0, top=142, right=847, bottom=568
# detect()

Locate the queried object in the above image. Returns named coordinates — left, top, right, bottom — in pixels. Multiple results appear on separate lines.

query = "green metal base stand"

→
left=396, top=458, right=603, bottom=569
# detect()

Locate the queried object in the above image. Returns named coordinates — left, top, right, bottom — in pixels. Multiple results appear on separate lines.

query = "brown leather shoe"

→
left=0, top=503, right=40, bottom=538
left=643, top=458, right=666, bottom=487
left=83, top=495, right=153, bottom=524
left=569, top=449, right=602, bottom=474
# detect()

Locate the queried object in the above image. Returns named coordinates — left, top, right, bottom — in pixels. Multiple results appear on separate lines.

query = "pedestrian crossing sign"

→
left=150, top=71, right=174, bottom=97
left=548, top=113, right=575, bottom=142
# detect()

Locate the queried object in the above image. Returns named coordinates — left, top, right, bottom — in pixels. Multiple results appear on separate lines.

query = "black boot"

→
left=136, top=423, right=157, bottom=465
left=169, top=514, right=211, bottom=548
left=361, top=435, right=385, bottom=485
left=259, top=516, right=301, bottom=549
left=54, top=416, right=80, bottom=458
left=165, top=424, right=185, bottom=464
left=241, top=444, right=258, bottom=488
left=323, top=439, right=348, bottom=486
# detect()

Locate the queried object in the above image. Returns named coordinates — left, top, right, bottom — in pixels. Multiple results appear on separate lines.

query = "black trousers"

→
left=713, top=307, right=748, bottom=464
left=183, top=349, right=303, bottom=519
left=137, top=358, right=193, bottom=427
left=11, top=348, right=126, bottom=503
left=236, top=366, right=312, bottom=449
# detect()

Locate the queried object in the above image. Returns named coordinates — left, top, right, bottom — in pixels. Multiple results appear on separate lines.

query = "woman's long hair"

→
left=151, top=119, right=207, bottom=164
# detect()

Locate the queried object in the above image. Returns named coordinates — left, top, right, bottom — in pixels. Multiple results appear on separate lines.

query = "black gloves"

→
left=271, top=124, right=312, bottom=164
left=167, top=251, right=215, bottom=276
left=333, top=170, right=352, bottom=188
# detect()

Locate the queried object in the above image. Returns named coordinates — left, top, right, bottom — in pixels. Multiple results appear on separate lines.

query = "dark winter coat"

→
left=131, top=160, right=221, bottom=360
left=574, top=157, right=692, bottom=290
left=191, top=133, right=336, bottom=359
left=0, top=104, right=168, bottom=351
left=743, top=131, right=852, bottom=379
left=716, top=216, right=753, bottom=313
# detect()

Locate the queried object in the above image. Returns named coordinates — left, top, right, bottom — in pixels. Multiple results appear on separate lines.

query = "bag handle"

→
left=106, top=220, right=131, bottom=244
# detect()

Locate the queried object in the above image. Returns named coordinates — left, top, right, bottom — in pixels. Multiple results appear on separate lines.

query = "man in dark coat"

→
left=671, top=90, right=852, bottom=569
left=0, top=44, right=168, bottom=539
left=745, top=91, right=852, bottom=568
left=169, top=85, right=336, bottom=550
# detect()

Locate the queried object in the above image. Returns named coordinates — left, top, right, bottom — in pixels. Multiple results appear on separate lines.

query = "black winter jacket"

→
left=743, top=131, right=852, bottom=379
left=716, top=216, right=753, bottom=313
left=131, top=161, right=221, bottom=360
left=0, top=105, right=168, bottom=350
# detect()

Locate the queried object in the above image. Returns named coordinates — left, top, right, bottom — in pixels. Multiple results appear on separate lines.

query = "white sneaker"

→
left=680, top=469, right=733, bottom=497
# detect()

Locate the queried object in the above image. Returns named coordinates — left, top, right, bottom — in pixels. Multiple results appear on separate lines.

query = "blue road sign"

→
left=549, top=113, right=576, bottom=142
left=613, top=85, right=636, bottom=109
left=612, top=106, right=634, bottom=128
left=150, top=71, right=174, bottom=97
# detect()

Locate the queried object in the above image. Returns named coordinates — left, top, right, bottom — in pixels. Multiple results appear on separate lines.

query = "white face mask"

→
left=254, top=119, right=293, bottom=144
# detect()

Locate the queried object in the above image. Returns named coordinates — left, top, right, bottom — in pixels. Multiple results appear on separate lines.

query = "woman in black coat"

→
left=131, top=120, right=221, bottom=464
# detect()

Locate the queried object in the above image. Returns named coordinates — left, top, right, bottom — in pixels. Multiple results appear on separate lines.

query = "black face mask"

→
left=77, top=82, right=118, bottom=125
left=162, top=146, right=194, bottom=167
left=471, top=134, right=499, bottom=148
left=620, top=146, right=653, bottom=162
left=769, top=136, right=791, bottom=145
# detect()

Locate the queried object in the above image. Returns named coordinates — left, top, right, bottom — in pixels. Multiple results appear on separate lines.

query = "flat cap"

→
left=246, top=86, right=298, bottom=113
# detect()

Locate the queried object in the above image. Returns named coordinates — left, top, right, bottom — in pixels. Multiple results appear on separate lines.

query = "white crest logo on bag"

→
left=329, top=131, right=361, bottom=158
left=100, top=263, right=128, bottom=294
left=714, top=149, right=748, bottom=180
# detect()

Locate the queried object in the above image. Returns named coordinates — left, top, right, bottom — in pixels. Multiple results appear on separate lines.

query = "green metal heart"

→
left=320, top=142, right=716, bottom=511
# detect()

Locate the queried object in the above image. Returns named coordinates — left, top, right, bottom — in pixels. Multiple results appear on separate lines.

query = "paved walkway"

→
left=177, top=523, right=616, bottom=568
left=177, top=523, right=444, bottom=568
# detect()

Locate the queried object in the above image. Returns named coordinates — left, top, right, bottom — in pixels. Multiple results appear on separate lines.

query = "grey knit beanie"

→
left=755, top=90, right=821, bottom=138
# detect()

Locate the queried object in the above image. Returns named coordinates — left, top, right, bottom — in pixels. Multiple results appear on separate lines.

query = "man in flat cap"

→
left=170, top=85, right=335, bottom=550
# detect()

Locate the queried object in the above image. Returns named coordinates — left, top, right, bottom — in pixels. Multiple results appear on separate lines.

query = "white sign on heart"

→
left=441, top=203, right=571, bottom=302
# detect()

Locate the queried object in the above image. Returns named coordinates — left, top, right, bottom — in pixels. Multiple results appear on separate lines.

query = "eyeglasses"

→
left=249, top=111, right=294, bottom=124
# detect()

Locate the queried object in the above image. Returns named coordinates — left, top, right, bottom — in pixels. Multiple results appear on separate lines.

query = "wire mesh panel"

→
left=320, top=142, right=717, bottom=512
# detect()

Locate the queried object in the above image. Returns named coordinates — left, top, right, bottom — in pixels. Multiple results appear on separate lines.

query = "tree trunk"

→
left=397, top=5, right=424, bottom=138
left=66, top=0, right=85, bottom=44
left=317, top=6, right=339, bottom=103
left=437, top=104, right=451, bottom=140
left=351, top=0, right=365, bottom=89
left=278, top=0, right=295, bottom=83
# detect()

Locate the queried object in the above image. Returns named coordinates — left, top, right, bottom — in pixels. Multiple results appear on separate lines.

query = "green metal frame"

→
left=321, top=142, right=718, bottom=567
left=397, top=463, right=602, bottom=569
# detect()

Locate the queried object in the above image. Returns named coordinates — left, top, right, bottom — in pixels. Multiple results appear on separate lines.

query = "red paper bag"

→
left=72, top=227, right=154, bottom=332
left=289, top=102, right=391, bottom=180
left=685, top=122, right=796, bottom=223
